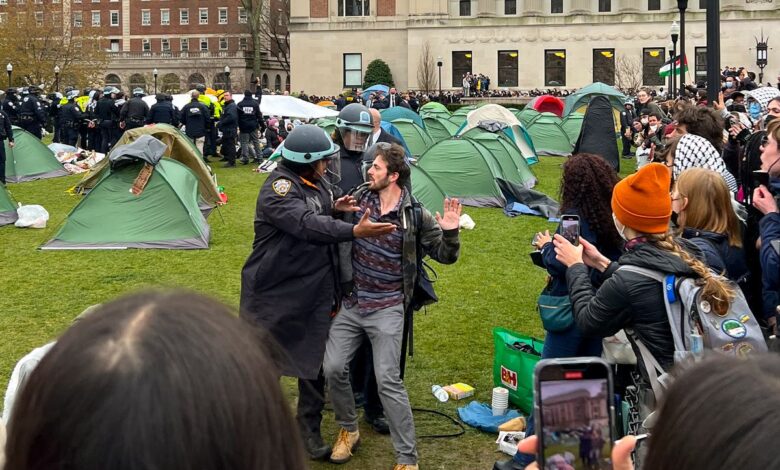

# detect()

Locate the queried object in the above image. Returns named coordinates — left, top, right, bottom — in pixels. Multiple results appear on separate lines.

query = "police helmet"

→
left=276, top=124, right=339, bottom=163
left=66, top=90, right=80, bottom=100
left=21, top=87, right=30, bottom=95
left=5, top=88, right=15, bottom=95
left=336, top=103, right=373, bottom=133
left=103, top=86, right=113, bottom=94
left=195, top=83, right=207, bottom=93
left=132, top=87, right=145, bottom=96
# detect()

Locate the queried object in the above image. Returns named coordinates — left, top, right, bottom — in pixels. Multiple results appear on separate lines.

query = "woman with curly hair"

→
left=533, top=153, right=623, bottom=357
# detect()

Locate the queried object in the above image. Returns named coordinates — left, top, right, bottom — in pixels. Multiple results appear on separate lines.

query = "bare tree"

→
left=416, top=41, right=437, bottom=94
left=614, top=55, right=643, bottom=95
left=239, top=0, right=290, bottom=80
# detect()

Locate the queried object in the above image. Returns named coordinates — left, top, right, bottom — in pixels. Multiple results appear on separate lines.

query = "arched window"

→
left=261, top=73, right=268, bottom=89
left=213, top=72, right=228, bottom=90
left=187, top=73, right=205, bottom=90
left=274, top=74, right=281, bottom=91
left=285, top=75, right=290, bottom=91
left=161, top=73, right=180, bottom=93
left=128, top=73, right=147, bottom=91
left=105, top=74, right=121, bottom=88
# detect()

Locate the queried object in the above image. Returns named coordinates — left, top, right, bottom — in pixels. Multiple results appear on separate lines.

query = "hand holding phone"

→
left=560, top=215, right=580, bottom=246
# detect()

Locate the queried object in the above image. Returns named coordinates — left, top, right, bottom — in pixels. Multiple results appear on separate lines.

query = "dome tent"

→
left=4, top=126, right=68, bottom=183
left=44, top=136, right=211, bottom=250
left=528, top=95, right=565, bottom=117
left=423, top=116, right=460, bottom=142
left=410, top=164, right=446, bottom=215
left=524, top=112, right=573, bottom=156
left=456, top=104, right=539, bottom=164
left=464, top=133, right=536, bottom=189
left=419, top=101, right=451, bottom=119
left=381, top=106, right=425, bottom=129
left=563, top=82, right=627, bottom=116
left=561, top=114, right=585, bottom=145
left=0, top=184, right=17, bottom=226
left=389, top=118, right=434, bottom=157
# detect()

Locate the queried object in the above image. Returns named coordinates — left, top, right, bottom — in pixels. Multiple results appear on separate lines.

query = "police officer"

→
left=334, top=103, right=374, bottom=193
left=0, top=105, right=15, bottom=185
left=237, top=89, right=264, bottom=164
left=119, top=88, right=149, bottom=131
left=84, top=90, right=101, bottom=151
left=19, top=87, right=46, bottom=139
left=240, top=124, right=395, bottom=461
left=60, top=90, right=83, bottom=147
left=147, top=93, right=179, bottom=127
left=96, top=87, right=119, bottom=153
left=194, top=84, right=218, bottom=159
left=217, top=91, right=239, bottom=167
left=180, top=90, right=210, bottom=159
left=2, top=88, right=19, bottom=126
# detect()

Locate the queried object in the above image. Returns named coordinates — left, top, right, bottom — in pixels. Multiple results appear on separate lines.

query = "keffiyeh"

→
left=674, top=133, right=738, bottom=192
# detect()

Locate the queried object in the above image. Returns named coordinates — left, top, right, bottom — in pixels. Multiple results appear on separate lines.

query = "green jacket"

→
left=339, top=183, right=460, bottom=310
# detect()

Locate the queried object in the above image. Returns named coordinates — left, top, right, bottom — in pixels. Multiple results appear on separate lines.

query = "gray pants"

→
left=240, top=129, right=263, bottom=162
left=323, top=303, right=417, bottom=465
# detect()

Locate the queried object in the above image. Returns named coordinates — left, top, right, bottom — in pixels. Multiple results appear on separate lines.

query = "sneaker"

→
left=365, top=414, right=390, bottom=435
left=222, top=162, right=236, bottom=168
left=329, top=428, right=360, bottom=464
left=393, top=465, right=419, bottom=470
left=302, top=434, right=331, bottom=461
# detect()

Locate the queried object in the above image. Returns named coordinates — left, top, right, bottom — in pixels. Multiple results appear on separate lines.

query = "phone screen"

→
left=537, top=361, right=613, bottom=470
left=560, top=217, right=580, bottom=246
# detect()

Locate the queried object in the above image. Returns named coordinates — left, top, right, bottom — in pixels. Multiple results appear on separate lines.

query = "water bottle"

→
left=431, top=385, right=449, bottom=402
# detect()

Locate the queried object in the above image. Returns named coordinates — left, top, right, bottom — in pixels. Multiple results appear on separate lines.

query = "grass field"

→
left=0, top=148, right=632, bottom=469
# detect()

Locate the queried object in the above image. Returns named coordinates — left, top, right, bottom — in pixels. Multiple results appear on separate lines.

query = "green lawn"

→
left=0, top=149, right=633, bottom=469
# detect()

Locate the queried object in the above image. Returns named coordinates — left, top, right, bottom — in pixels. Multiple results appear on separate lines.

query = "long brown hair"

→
left=674, top=168, right=742, bottom=247
left=646, top=233, right=736, bottom=315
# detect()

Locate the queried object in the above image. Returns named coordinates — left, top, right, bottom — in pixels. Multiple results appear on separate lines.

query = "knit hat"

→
left=611, top=163, right=672, bottom=234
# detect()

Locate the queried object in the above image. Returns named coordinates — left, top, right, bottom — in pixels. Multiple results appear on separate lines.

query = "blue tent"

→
left=381, top=106, right=425, bottom=129
left=380, top=121, right=413, bottom=159
left=362, top=84, right=390, bottom=100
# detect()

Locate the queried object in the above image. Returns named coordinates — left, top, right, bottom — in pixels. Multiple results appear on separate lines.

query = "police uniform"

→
left=239, top=163, right=354, bottom=439
left=19, top=93, right=46, bottom=139
left=60, top=100, right=83, bottom=147
left=0, top=109, right=14, bottom=184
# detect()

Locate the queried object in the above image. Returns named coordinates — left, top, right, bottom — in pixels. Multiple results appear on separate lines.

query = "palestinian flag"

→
left=660, top=55, right=688, bottom=77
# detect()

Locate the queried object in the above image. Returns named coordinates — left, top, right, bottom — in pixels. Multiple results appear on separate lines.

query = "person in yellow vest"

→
left=194, top=84, right=218, bottom=160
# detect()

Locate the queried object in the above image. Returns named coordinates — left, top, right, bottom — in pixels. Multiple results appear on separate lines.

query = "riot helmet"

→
left=336, top=103, right=373, bottom=152
left=276, top=124, right=341, bottom=185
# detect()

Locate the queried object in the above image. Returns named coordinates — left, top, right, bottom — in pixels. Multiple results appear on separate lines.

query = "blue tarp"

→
left=380, top=121, right=413, bottom=160
left=362, top=84, right=390, bottom=100
left=457, top=401, right=524, bottom=433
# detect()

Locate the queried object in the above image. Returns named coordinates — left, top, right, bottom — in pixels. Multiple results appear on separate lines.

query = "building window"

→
left=239, top=37, right=248, bottom=50
left=53, top=11, right=60, bottom=23
left=91, top=10, right=99, bottom=26
left=551, top=0, right=562, bottom=13
left=592, top=49, right=615, bottom=85
left=218, top=7, right=227, bottom=24
left=642, top=47, right=665, bottom=86
left=459, top=0, right=470, bottom=16
left=504, top=0, right=516, bottom=14
left=497, top=51, right=518, bottom=87
left=142, top=39, right=150, bottom=52
left=141, top=9, right=150, bottom=26
left=338, top=0, right=369, bottom=16
left=73, top=11, right=82, bottom=27
left=109, top=39, right=119, bottom=51
left=275, top=75, right=282, bottom=91
left=200, top=37, right=208, bottom=51
left=699, top=0, right=706, bottom=8
left=598, top=0, right=611, bottom=12
left=179, top=9, right=188, bottom=25
left=35, top=11, right=43, bottom=25
left=695, top=46, right=707, bottom=83
left=544, top=50, right=566, bottom=86
left=160, top=8, right=169, bottom=25
left=110, top=10, right=118, bottom=26
left=91, top=0, right=98, bottom=3
left=238, top=7, right=247, bottom=23
left=199, top=7, right=208, bottom=24
left=0, top=0, right=6, bottom=5
left=219, top=37, right=228, bottom=50
left=452, top=51, right=472, bottom=87
left=161, top=38, right=170, bottom=52
left=180, top=38, right=189, bottom=51
left=343, top=53, right=362, bottom=87
left=648, top=0, right=660, bottom=10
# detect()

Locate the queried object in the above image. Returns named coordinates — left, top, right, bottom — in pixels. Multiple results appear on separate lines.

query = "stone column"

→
left=617, top=0, right=642, bottom=13
left=521, top=0, right=544, bottom=16
left=570, top=0, right=591, bottom=15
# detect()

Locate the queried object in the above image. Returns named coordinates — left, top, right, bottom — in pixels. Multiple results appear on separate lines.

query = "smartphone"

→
left=530, top=250, right=545, bottom=268
left=560, top=215, right=580, bottom=246
left=753, top=170, right=770, bottom=190
left=535, top=358, right=615, bottom=470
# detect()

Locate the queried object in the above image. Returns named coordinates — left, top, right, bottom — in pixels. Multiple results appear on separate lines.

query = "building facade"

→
left=0, top=0, right=289, bottom=93
left=289, top=0, right=780, bottom=95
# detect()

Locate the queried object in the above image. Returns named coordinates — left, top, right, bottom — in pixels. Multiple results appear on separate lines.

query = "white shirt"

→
left=3, top=341, right=56, bottom=426
left=368, top=129, right=381, bottom=147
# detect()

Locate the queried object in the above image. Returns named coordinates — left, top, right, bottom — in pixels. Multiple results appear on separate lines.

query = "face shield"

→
left=339, top=126, right=371, bottom=152
left=321, top=151, right=342, bottom=187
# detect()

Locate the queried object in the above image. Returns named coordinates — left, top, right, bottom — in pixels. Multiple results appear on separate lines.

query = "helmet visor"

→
left=339, top=127, right=371, bottom=152
left=322, top=151, right=341, bottom=186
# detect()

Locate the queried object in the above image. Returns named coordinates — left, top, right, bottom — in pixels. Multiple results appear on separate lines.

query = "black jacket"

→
left=566, top=240, right=702, bottom=369
left=120, top=97, right=149, bottom=124
left=60, top=102, right=83, bottom=128
left=264, top=127, right=281, bottom=149
left=147, top=100, right=179, bottom=126
left=682, top=228, right=748, bottom=283
left=336, top=146, right=365, bottom=197
left=0, top=110, right=14, bottom=141
left=180, top=99, right=210, bottom=138
left=19, top=95, right=46, bottom=125
left=239, top=164, right=355, bottom=379
left=237, top=96, right=263, bottom=133
left=217, top=99, right=238, bottom=136
left=95, top=97, right=118, bottom=126
left=2, top=96, right=18, bottom=123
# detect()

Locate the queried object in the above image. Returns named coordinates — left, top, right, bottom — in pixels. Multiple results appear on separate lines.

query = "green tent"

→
left=419, top=101, right=450, bottom=119
left=0, top=184, right=17, bottom=226
left=44, top=137, right=210, bottom=250
left=561, top=114, right=585, bottom=145
left=390, top=118, right=434, bottom=157
left=563, top=82, right=627, bottom=116
left=525, top=112, right=573, bottom=156
left=417, top=138, right=506, bottom=207
left=464, top=133, right=536, bottom=188
left=381, top=106, right=424, bottom=129
left=316, top=118, right=338, bottom=137
left=422, top=116, right=460, bottom=142
left=5, top=126, right=68, bottom=183
left=517, top=107, right=541, bottom=128
left=410, top=164, right=446, bottom=215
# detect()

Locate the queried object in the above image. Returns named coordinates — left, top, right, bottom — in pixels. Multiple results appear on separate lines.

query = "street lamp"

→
left=668, top=43, right=675, bottom=99
left=6, top=63, right=12, bottom=88
left=436, top=56, right=443, bottom=97
left=670, top=21, right=679, bottom=98
left=153, top=68, right=158, bottom=94
left=756, top=30, right=769, bottom=84
left=224, top=65, right=231, bottom=91
left=54, top=65, right=60, bottom=92
left=678, top=0, right=688, bottom=96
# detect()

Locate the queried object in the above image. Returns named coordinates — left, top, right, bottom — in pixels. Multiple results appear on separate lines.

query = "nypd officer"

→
left=0, top=105, right=15, bottom=184
left=239, top=124, right=395, bottom=461
left=60, top=90, right=83, bottom=147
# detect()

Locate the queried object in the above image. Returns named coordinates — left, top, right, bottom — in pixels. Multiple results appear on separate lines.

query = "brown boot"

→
left=329, top=428, right=360, bottom=464
left=393, top=464, right=419, bottom=470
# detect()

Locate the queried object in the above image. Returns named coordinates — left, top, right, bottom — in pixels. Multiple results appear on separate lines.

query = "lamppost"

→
left=756, top=30, right=769, bottom=84
left=6, top=63, right=12, bottom=88
left=224, top=65, right=231, bottom=91
left=678, top=0, right=688, bottom=96
left=153, top=68, right=158, bottom=94
left=436, top=56, right=443, bottom=96
left=668, top=44, right=675, bottom=99
left=54, top=65, right=60, bottom=92
left=670, top=21, right=679, bottom=98
left=705, top=0, right=720, bottom=104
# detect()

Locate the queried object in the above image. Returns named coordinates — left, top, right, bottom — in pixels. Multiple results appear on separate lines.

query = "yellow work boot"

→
left=329, top=428, right=360, bottom=464
left=393, top=465, right=419, bottom=470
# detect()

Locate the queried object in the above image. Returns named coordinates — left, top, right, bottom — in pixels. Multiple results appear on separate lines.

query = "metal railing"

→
left=107, top=50, right=253, bottom=60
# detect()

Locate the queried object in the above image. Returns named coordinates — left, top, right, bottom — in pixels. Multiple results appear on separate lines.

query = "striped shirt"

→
left=345, top=189, right=405, bottom=316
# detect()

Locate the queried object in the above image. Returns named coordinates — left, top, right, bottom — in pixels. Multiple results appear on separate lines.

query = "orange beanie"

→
left=611, top=163, right=671, bottom=234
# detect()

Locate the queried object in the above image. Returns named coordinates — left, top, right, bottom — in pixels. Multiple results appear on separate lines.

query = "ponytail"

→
left=647, top=233, right=735, bottom=315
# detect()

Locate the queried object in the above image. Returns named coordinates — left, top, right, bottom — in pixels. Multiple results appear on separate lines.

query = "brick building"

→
left=0, top=0, right=289, bottom=93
